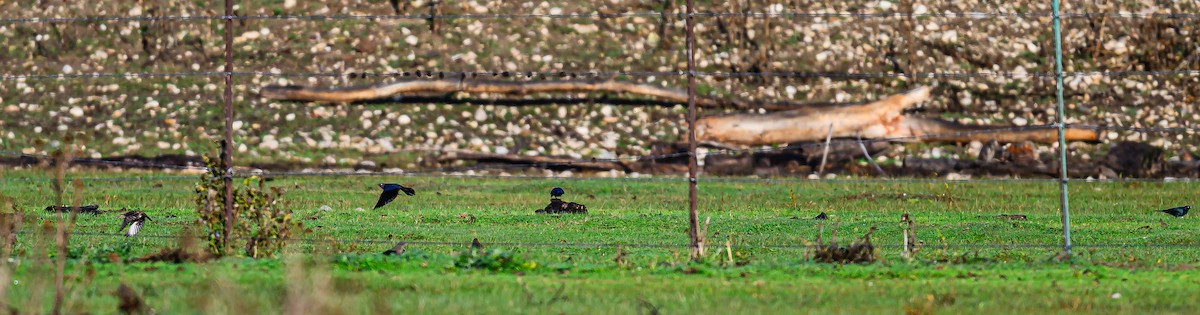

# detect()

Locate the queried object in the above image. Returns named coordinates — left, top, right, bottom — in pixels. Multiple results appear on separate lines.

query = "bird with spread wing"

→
left=117, top=210, right=153, bottom=237
left=373, top=183, right=416, bottom=209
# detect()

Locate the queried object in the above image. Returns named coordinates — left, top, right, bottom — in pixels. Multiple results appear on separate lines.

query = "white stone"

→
left=474, top=108, right=487, bottom=121
left=946, top=173, right=972, bottom=181
left=940, top=30, right=958, bottom=43
left=571, top=24, right=598, bottom=34
left=600, top=105, right=614, bottom=117
left=260, top=135, right=279, bottom=150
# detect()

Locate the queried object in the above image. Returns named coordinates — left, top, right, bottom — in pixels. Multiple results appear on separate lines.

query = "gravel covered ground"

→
left=1, top=0, right=1197, bottom=175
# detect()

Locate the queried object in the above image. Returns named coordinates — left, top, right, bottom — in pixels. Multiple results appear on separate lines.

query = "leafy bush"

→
left=453, top=248, right=537, bottom=272
left=194, top=155, right=300, bottom=258
left=331, top=250, right=437, bottom=272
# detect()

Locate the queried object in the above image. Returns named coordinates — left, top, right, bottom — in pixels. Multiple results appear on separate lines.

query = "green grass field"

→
left=1, top=169, right=1198, bottom=314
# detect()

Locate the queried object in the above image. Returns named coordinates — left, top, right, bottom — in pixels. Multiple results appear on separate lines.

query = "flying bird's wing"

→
left=127, top=221, right=143, bottom=236
left=398, top=185, right=416, bottom=196
left=374, top=188, right=401, bottom=209
left=117, top=212, right=136, bottom=233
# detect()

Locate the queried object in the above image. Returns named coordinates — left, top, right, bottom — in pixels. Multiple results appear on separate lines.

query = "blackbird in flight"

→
left=550, top=187, right=565, bottom=200
left=374, top=184, right=416, bottom=209
left=1157, top=205, right=1190, bottom=218
left=117, top=210, right=153, bottom=237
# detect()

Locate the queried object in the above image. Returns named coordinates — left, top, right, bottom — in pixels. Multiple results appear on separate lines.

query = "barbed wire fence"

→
left=1, top=1, right=1198, bottom=260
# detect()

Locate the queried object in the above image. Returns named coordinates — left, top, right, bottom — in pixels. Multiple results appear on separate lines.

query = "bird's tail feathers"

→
left=400, top=186, right=416, bottom=196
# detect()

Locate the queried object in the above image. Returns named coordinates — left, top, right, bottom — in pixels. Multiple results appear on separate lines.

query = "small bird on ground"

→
left=382, top=242, right=406, bottom=256
left=117, top=210, right=153, bottom=237
left=115, top=283, right=150, bottom=314
left=550, top=187, right=565, bottom=200
left=1157, top=205, right=1190, bottom=218
left=373, top=183, right=416, bottom=209
left=471, top=237, right=484, bottom=250
left=814, top=212, right=828, bottom=220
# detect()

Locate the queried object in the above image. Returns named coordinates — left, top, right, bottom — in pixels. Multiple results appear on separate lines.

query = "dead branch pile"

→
left=812, top=225, right=877, bottom=264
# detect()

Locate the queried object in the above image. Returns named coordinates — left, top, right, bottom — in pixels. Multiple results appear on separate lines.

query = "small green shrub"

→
left=194, top=155, right=300, bottom=258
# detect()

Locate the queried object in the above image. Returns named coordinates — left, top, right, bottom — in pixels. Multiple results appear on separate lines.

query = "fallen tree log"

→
left=263, top=78, right=912, bottom=111
left=262, top=78, right=763, bottom=109
left=262, top=80, right=1101, bottom=145
left=436, top=151, right=630, bottom=172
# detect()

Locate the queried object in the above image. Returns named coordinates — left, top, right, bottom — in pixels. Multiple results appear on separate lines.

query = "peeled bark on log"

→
left=696, top=87, right=1100, bottom=146
left=696, top=87, right=930, bottom=146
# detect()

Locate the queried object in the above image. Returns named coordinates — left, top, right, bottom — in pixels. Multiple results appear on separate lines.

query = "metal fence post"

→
left=685, top=0, right=702, bottom=258
left=1051, top=0, right=1073, bottom=256
left=222, top=0, right=236, bottom=253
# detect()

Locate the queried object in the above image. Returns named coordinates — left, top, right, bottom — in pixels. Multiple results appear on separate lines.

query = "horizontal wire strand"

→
left=4, top=70, right=1199, bottom=81
left=21, top=231, right=1200, bottom=249
left=2, top=11, right=1199, bottom=24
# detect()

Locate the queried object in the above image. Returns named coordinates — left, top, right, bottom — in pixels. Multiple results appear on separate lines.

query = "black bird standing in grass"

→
left=814, top=212, right=828, bottom=220
left=1157, top=205, right=1190, bottom=218
left=550, top=187, right=565, bottom=200
left=117, top=210, right=153, bottom=237
left=382, top=242, right=406, bottom=256
left=373, top=183, right=416, bottom=209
